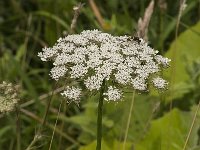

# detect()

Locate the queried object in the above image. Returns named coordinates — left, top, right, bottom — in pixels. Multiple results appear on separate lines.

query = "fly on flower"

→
left=133, top=36, right=141, bottom=43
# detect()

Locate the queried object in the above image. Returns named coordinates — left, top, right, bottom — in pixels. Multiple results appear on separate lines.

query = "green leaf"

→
left=79, top=139, right=132, bottom=150
left=164, top=22, right=200, bottom=101
left=15, top=44, right=26, bottom=62
left=0, top=126, right=12, bottom=138
left=163, top=1, right=199, bottom=42
left=165, top=22, right=200, bottom=83
left=77, top=92, right=156, bottom=145
left=110, top=14, right=117, bottom=29
left=135, top=108, right=200, bottom=150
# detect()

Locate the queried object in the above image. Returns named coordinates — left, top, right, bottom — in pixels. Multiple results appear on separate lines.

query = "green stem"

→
left=42, top=82, right=58, bottom=127
left=25, top=134, right=41, bottom=150
left=168, top=1, right=186, bottom=149
left=183, top=100, right=200, bottom=150
left=48, top=99, right=63, bottom=150
left=16, top=107, right=21, bottom=150
left=58, top=104, right=66, bottom=150
left=25, top=82, right=57, bottom=150
left=123, top=90, right=136, bottom=150
left=96, top=80, right=105, bottom=150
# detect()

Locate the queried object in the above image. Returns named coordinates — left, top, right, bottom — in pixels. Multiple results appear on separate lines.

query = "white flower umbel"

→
left=38, top=29, right=170, bottom=103
left=103, top=86, right=122, bottom=101
left=50, top=66, right=67, bottom=81
left=0, top=81, right=20, bottom=113
left=152, top=77, right=168, bottom=89
left=61, top=86, right=81, bottom=104
left=155, top=55, right=171, bottom=68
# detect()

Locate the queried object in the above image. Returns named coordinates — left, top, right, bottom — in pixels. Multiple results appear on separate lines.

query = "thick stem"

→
left=96, top=80, right=105, bottom=150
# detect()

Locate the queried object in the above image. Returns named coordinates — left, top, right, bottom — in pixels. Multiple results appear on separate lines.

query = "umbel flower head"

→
left=38, top=30, right=170, bottom=103
left=0, top=81, right=20, bottom=113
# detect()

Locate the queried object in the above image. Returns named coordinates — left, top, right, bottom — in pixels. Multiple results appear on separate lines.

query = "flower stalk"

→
left=122, top=90, right=136, bottom=150
left=96, top=80, right=105, bottom=150
left=38, top=29, right=171, bottom=149
left=16, top=106, right=21, bottom=150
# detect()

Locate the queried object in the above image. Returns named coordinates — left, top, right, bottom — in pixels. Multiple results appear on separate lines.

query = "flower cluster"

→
left=152, top=77, right=168, bottom=89
left=38, top=30, right=170, bottom=102
left=0, top=81, right=20, bottom=113
left=61, top=86, right=81, bottom=104
left=104, top=86, right=122, bottom=102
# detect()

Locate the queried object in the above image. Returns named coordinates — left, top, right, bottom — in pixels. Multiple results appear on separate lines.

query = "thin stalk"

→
left=158, top=5, right=165, bottom=54
left=88, top=0, right=106, bottom=29
left=58, top=104, right=66, bottom=150
left=138, top=102, right=160, bottom=141
left=9, top=139, right=14, bottom=150
left=26, top=134, right=41, bottom=150
left=25, top=82, right=57, bottom=149
left=70, top=3, right=84, bottom=34
left=48, top=99, right=63, bottom=150
left=41, top=82, right=58, bottom=127
left=21, top=108, right=79, bottom=146
left=123, top=90, right=136, bottom=150
left=96, top=80, right=105, bottom=150
left=58, top=79, right=70, bottom=149
left=168, top=1, right=186, bottom=149
left=15, top=107, right=21, bottom=150
left=170, top=0, right=187, bottom=96
left=182, top=100, right=200, bottom=150
left=170, top=0, right=186, bottom=103
left=22, top=14, right=32, bottom=72
left=21, top=85, right=65, bottom=108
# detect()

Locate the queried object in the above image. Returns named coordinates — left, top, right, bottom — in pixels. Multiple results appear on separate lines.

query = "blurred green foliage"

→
left=0, top=0, right=200, bottom=150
